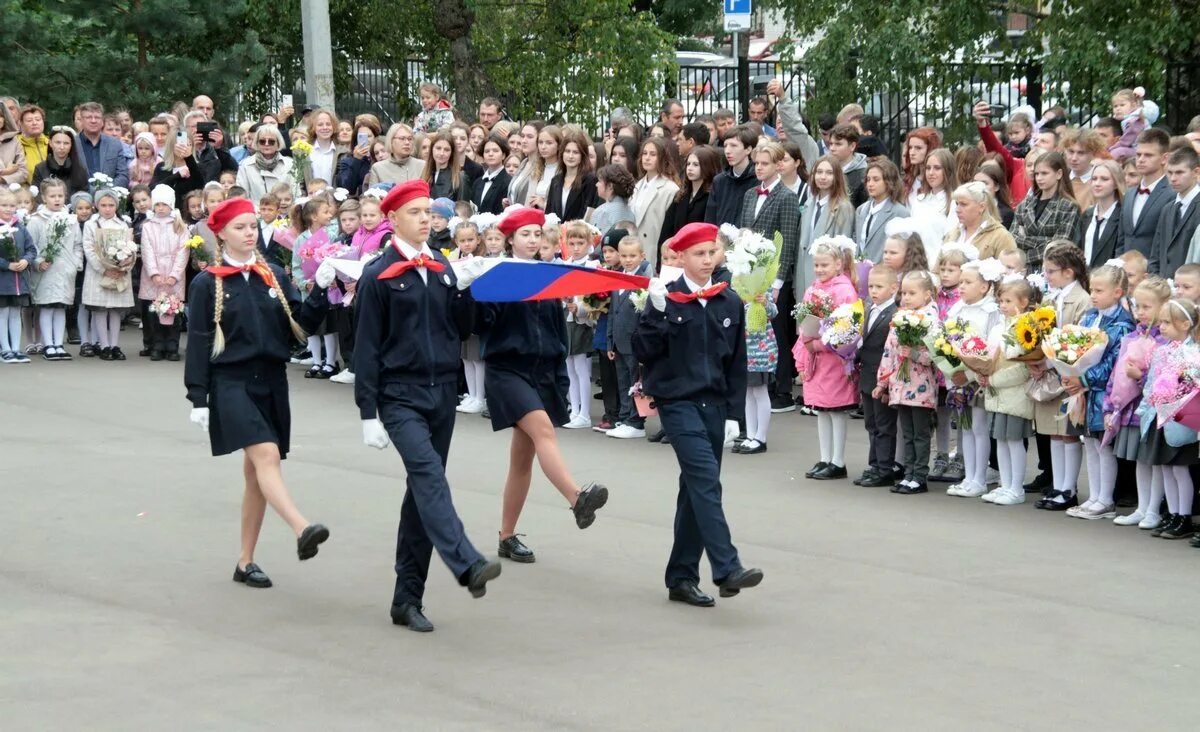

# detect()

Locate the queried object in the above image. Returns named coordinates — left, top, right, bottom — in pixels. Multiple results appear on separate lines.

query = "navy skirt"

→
left=207, top=362, right=292, bottom=459
left=484, top=361, right=569, bottom=431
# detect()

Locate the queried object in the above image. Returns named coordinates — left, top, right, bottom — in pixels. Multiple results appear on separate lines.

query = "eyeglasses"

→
left=257, top=139, right=277, bottom=146
left=1043, top=266, right=1062, bottom=275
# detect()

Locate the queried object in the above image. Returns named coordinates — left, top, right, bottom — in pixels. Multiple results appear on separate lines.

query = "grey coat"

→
left=854, top=199, right=910, bottom=263
left=795, top=193, right=855, bottom=302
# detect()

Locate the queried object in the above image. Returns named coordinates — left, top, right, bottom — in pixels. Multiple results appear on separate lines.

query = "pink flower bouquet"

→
left=1149, top=345, right=1200, bottom=425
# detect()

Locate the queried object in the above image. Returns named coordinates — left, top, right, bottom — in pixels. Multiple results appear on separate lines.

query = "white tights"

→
left=38, top=308, right=66, bottom=347
left=0, top=307, right=22, bottom=352
left=1082, top=436, right=1119, bottom=506
left=745, top=384, right=772, bottom=443
left=1162, top=464, right=1194, bottom=516
left=1135, top=462, right=1165, bottom=517
left=323, top=333, right=338, bottom=367
left=1048, top=438, right=1083, bottom=497
left=817, top=411, right=848, bottom=467
left=960, top=406, right=990, bottom=488
left=92, top=309, right=122, bottom=349
left=995, top=439, right=1027, bottom=491
left=463, top=359, right=487, bottom=402
left=566, top=354, right=592, bottom=420
left=77, top=306, right=92, bottom=345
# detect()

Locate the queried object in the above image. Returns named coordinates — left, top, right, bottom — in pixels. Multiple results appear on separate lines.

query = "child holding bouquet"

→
left=944, top=257, right=1005, bottom=498
left=795, top=236, right=860, bottom=480
left=738, top=293, right=778, bottom=455
left=562, top=220, right=599, bottom=429
left=1032, top=241, right=1092, bottom=511
left=138, top=185, right=189, bottom=361
left=0, top=187, right=36, bottom=363
left=1065, top=263, right=1135, bottom=520
left=981, top=277, right=1039, bottom=504
left=27, top=178, right=79, bottom=360
left=1135, top=298, right=1200, bottom=539
left=930, top=243, right=970, bottom=483
left=81, top=189, right=136, bottom=361
left=290, top=197, right=340, bottom=378
left=874, top=271, right=940, bottom=494
left=1106, top=277, right=1172, bottom=527
left=454, top=220, right=488, bottom=414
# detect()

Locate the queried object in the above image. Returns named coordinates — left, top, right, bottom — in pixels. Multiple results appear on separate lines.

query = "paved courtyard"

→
left=3, top=333, right=1199, bottom=730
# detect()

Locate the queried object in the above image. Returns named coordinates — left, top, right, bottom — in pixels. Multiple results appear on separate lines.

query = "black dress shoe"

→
left=893, top=481, right=929, bottom=494
left=668, top=580, right=715, bottom=607
left=297, top=523, right=330, bottom=560
left=391, top=603, right=434, bottom=632
left=805, top=462, right=830, bottom=478
left=849, top=407, right=865, bottom=420
left=738, top=440, right=767, bottom=454
left=1035, top=490, right=1077, bottom=511
left=1161, top=515, right=1195, bottom=539
left=232, top=562, right=272, bottom=588
left=852, top=470, right=874, bottom=486
left=150, top=350, right=164, bottom=361
left=717, top=566, right=764, bottom=597
left=98, top=346, right=115, bottom=361
left=111, top=347, right=127, bottom=361
left=660, top=432, right=670, bottom=444
left=811, top=463, right=847, bottom=480
left=1024, top=471, right=1053, bottom=492
left=572, top=483, right=609, bottom=529
left=1155, top=513, right=1182, bottom=538
left=498, top=534, right=536, bottom=563
left=166, top=351, right=180, bottom=362
left=860, top=471, right=895, bottom=487
left=464, top=558, right=502, bottom=598
left=139, top=348, right=152, bottom=357
left=647, top=429, right=668, bottom=443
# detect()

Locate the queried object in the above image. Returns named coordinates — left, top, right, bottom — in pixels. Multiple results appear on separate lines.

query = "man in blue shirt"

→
left=76, top=101, right=129, bottom=188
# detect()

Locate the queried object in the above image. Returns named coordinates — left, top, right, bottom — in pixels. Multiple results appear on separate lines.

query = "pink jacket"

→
left=138, top=216, right=189, bottom=302
left=795, top=273, right=860, bottom=409
left=350, top=219, right=393, bottom=259
left=877, top=302, right=940, bottom=409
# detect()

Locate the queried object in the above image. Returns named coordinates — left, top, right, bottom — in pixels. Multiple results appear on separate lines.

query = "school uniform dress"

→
left=184, top=258, right=329, bottom=458
left=353, top=238, right=487, bottom=612
left=1104, top=326, right=1165, bottom=461
left=632, top=275, right=749, bottom=588
left=476, top=290, right=570, bottom=431
left=1136, top=342, right=1200, bottom=465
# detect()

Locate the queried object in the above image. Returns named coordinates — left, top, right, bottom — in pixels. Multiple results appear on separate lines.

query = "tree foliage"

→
left=0, top=0, right=266, bottom=123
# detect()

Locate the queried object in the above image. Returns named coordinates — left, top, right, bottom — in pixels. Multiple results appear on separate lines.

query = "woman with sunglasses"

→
left=235, top=125, right=296, bottom=201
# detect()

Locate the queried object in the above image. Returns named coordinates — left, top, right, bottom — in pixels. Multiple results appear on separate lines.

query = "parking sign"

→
left=723, top=0, right=751, bottom=31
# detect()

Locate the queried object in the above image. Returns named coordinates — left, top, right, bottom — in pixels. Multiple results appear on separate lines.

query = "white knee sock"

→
left=749, top=384, right=771, bottom=442
left=830, top=411, right=848, bottom=467
left=997, top=439, right=1011, bottom=490
left=566, top=355, right=582, bottom=415
left=305, top=335, right=321, bottom=363
left=1062, top=440, right=1082, bottom=496
left=745, top=386, right=759, bottom=440
left=936, top=405, right=951, bottom=454
left=963, top=407, right=989, bottom=488
left=0, top=307, right=10, bottom=352
left=95, top=309, right=112, bottom=348
left=1095, top=440, right=1118, bottom=505
left=1049, top=439, right=1065, bottom=492
left=817, top=412, right=832, bottom=463
left=1135, top=462, right=1153, bottom=515
left=1083, top=436, right=1101, bottom=502
left=39, top=308, right=53, bottom=347
left=475, top=361, right=487, bottom=402
left=8, top=307, right=21, bottom=352
left=1006, top=439, right=1027, bottom=491
left=323, top=333, right=338, bottom=367
left=1163, top=466, right=1179, bottom=514
left=1150, top=465, right=1166, bottom=516
left=1174, top=465, right=1194, bottom=516
left=464, top=360, right=479, bottom=400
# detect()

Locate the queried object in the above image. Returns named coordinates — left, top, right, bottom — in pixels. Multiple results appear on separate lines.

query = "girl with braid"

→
left=184, top=198, right=337, bottom=590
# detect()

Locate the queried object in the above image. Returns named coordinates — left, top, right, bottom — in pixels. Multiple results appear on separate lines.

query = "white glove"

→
left=362, top=418, right=391, bottom=449
left=724, top=420, right=739, bottom=445
left=455, top=257, right=491, bottom=290
left=647, top=278, right=667, bottom=311
left=314, top=258, right=337, bottom=289
left=190, top=407, right=209, bottom=433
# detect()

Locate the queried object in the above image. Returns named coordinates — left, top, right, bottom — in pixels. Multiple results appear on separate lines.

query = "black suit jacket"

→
left=546, top=172, right=597, bottom=222
left=606, top=260, right=652, bottom=353
left=471, top=168, right=511, bottom=215
left=1119, top=178, right=1172, bottom=257
left=855, top=301, right=896, bottom=393
left=1149, top=195, right=1200, bottom=276
left=668, top=188, right=709, bottom=242
left=1078, top=205, right=1123, bottom=269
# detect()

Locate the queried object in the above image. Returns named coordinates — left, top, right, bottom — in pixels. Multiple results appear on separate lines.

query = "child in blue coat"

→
left=0, top=187, right=37, bottom=363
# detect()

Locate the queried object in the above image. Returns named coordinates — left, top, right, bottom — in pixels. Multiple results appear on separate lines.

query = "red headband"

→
left=380, top=179, right=431, bottom=215
left=497, top=206, right=546, bottom=236
left=206, top=198, right=256, bottom=234
left=669, top=222, right=719, bottom=252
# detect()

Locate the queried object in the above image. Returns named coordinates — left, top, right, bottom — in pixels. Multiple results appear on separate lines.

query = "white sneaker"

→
left=981, top=487, right=1005, bottom=503
left=1113, top=510, right=1145, bottom=526
left=607, top=423, right=646, bottom=439
left=1138, top=513, right=1163, bottom=530
left=329, top=369, right=355, bottom=384
left=986, top=467, right=1001, bottom=486
left=564, top=415, right=592, bottom=429
left=958, top=481, right=987, bottom=498
left=991, top=488, right=1026, bottom=505
left=457, top=398, right=484, bottom=414
left=946, top=481, right=967, bottom=496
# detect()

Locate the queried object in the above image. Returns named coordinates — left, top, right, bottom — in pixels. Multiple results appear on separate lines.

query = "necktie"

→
left=208, top=260, right=274, bottom=283
left=378, top=253, right=446, bottom=281
left=756, top=187, right=770, bottom=196
left=1177, top=202, right=1185, bottom=227
left=864, top=211, right=874, bottom=241
left=814, top=201, right=824, bottom=226
left=1091, top=216, right=1104, bottom=258
left=666, top=282, right=729, bottom=303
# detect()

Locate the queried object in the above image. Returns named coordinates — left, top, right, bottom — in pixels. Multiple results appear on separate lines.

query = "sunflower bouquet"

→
left=891, top=308, right=935, bottom=380
left=1003, top=306, right=1056, bottom=361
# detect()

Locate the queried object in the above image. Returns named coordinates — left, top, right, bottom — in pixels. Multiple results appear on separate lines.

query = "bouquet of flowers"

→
left=1003, top=306, right=1056, bottom=361
left=629, top=289, right=649, bottom=312
left=720, top=226, right=780, bottom=333
left=298, top=237, right=348, bottom=281
left=88, top=172, right=114, bottom=191
left=890, top=309, right=935, bottom=380
left=924, top=317, right=970, bottom=378
left=1149, top=344, right=1200, bottom=426
left=186, top=234, right=211, bottom=268
left=95, top=230, right=138, bottom=291
left=0, top=222, right=18, bottom=261
left=148, top=293, right=183, bottom=325
left=290, top=139, right=313, bottom=190
left=1042, top=324, right=1109, bottom=426
left=955, top=334, right=995, bottom=375
left=41, top=213, right=71, bottom=264
left=630, top=380, right=657, bottom=417
left=792, top=289, right=835, bottom=338
left=582, top=290, right=610, bottom=315
left=1102, top=333, right=1160, bottom=445
left=819, top=300, right=864, bottom=373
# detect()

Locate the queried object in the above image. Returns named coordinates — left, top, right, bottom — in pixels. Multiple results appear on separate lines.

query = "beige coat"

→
left=631, top=174, right=678, bottom=270
left=1034, top=283, right=1091, bottom=435
left=943, top=218, right=1018, bottom=260
left=0, top=131, right=27, bottom=186
left=82, top=216, right=136, bottom=309
left=984, top=319, right=1034, bottom=420
left=366, top=155, right=424, bottom=187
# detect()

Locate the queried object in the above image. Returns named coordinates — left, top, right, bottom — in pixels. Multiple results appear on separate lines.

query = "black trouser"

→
left=658, top=399, right=741, bottom=587
left=615, top=350, right=643, bottom=428
left=144, top=309, right=181, bottom=353
left=897, top=405, right=934, bottom=482
left=770, top=284, right=797, bottom=399
left=378, top=382, right=485, bottom=610
left=597, top=350, right=619, bottom=422
left=862, top=391, right=897, bottom=474
left=140, top=299, right=154, bottom=351
left=1036, top=433, right=1052, bottom=477
left=336, top=304, right=355, bottom=370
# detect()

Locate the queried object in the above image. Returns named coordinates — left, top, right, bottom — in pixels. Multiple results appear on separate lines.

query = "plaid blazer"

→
left=1010, top=193, right=1081, bottom=270
left=740, top=183, right=801, bottom=283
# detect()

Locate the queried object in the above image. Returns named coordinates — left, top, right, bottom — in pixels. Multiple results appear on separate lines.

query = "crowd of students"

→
left=5, top=80, right=1200, bottom=543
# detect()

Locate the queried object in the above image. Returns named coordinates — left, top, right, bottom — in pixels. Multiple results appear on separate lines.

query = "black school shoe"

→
left=860, top=471, right=895, bottom=487
left=498, top=534, right=535, bottom=563
left=805, top=462, right=830, bottom=478
left=166, top=351, right=180, bottom=362
left=98, top=347, right=115, bottom=361
left=464, top=559, right=502, bottom=598
left=668, top=580, right=715, bottom=607
left=893, top=480, right=929, bottom=494
left=1035, top=490, right=1077, bottom=511
left=717, top=567, right=764, bottom=598
left=296, top=524, right=330, bottom=560
left=149, top=350, right=164, bottom=361
left=1152, top=513, right=1178, bottom=537
left=304, top=364, right=321, bottom=378
left=1160, top=515, right=1195, bottom=540
left=232, top=562, right=272, bottom=588
left=811, top=463, right=847, bottom=480
left=111, top=347, right=127, bottom=361
left=391, top=603, right=434, bottom=632
left=573, top=483, right=609, bottom=529
left=1024, top=471, right=1053, bottom=493
left=79, top=343, right=96, bottom=358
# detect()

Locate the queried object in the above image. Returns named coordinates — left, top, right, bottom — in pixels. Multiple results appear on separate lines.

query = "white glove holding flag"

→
left=362, top=419, right=391, bottom=449
left=647, top=278, right=668, bottom=311
left=190, top=407, right=209, bottom=433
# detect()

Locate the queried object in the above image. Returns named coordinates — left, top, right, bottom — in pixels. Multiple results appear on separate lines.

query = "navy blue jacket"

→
left=703, top=163, right=758, bottom=227
left=354, top=241, right=474, bottom=419
left=336, top=154, right=372, bottom=195
left=632, top=276, right=747, bottom=414
left=475, top=297, right=568, bottom=369
left=606, top=259, right=652, bottom=353
left=0, top=221, right=38, bottom=298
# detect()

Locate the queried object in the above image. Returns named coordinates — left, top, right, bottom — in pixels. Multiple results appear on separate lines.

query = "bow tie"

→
left=756, top=187, right=771, bottom=196
left=1137, top=187, right=1151, bottom=195
left=378, top=253, right=445, bottom=281
left=208, top=260, right=274, bottom=283
left=666, top=281, right=728, bottom=303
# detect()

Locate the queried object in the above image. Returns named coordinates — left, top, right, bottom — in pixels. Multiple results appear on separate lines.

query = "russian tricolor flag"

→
left=454, top=259, right=650, bottom=302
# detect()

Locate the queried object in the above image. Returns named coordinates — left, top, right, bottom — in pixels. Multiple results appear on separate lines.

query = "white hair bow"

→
left=973, top=257, right=1008, bottom=283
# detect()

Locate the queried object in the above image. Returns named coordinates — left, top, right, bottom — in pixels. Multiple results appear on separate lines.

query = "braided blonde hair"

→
left=210, top=252, right=308, bottom=358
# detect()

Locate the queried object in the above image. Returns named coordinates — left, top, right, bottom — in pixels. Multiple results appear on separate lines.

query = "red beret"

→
left=206, top=198, right=257, bottom=234
left=497, top=206, right=546, bottom=236
left=670, top=222, right=719, bottom=252
left=380, top=179, right=431, bottom=215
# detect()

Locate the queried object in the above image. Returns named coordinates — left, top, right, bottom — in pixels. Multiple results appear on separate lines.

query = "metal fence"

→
left=1166, top=61, right=1200, bottom=133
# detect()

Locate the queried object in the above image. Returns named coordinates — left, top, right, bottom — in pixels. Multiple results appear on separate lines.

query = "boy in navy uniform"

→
left=633, top=222, right=764, bottom=607
left=354, top=180, right=501, bottom=633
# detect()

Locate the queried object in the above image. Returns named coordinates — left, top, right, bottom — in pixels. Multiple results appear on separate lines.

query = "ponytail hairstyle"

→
left=1089, top=262, right=1131, bottom=313
left=295, top=197, right=329, bottom=232
left=996, top=276, right=1042, bottom=311
left=1134, top=275, right=1173, bottom=315
left=901, top=269, right=937, bottom=300
left=1043, top=240, right=1089, bottom=292
left=1159, top=297, right=1198, bottom=337
left=809, top=235, right=857, bottom=287
left=883, top=218, right=931, bottom=275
